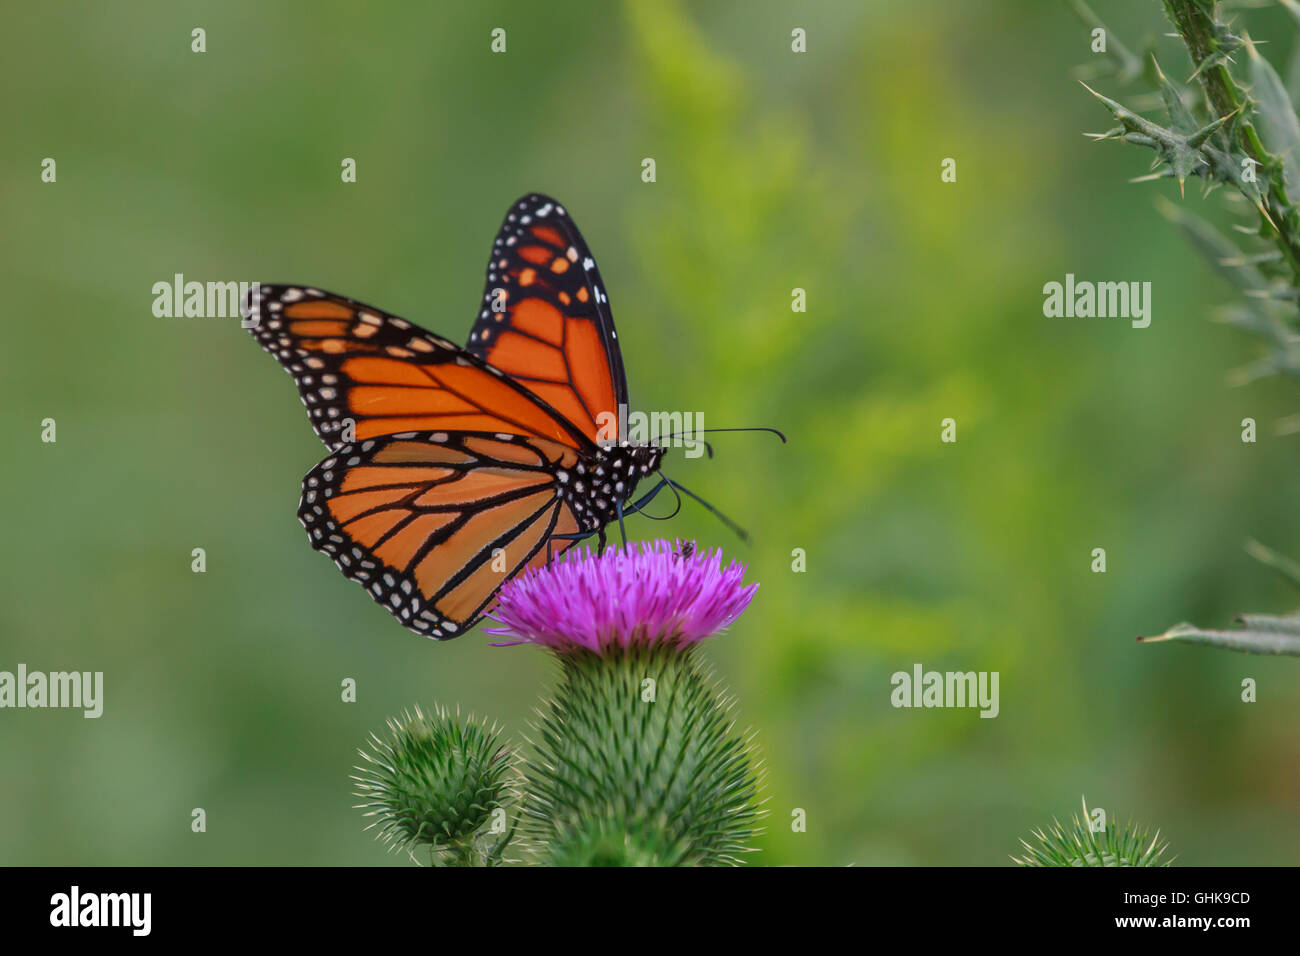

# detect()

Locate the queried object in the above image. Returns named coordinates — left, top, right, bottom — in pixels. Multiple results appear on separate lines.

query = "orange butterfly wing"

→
left=299, top=430, right=581, bottom=639
left=251, top=196, right=639, bottom=640
left=246, top=284, right=593, bottom=453
left=466, top=194, right=628, bottom=444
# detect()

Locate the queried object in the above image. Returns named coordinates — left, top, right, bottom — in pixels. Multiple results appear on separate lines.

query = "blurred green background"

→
left=3, top=0, right=1298, bottom=866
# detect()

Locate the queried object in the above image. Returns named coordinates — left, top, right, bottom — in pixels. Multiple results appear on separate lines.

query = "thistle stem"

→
left=1163, top=0, right=1300, bottom=282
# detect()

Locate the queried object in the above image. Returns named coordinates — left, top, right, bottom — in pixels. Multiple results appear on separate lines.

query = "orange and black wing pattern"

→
left=299, top=430, right=582, bottom=639
left=466, top=193, right=628, bottom=444
left=246, top=284, right=593, bottom=452
left=247, top=196, right=647, bottom=641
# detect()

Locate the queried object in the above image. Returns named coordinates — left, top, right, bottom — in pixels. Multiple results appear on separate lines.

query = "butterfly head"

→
left=564, top=440, right=665, bottom=531
left=609, top=439, right=667, bottom=485
left=616, top=442, right=665, bottom=486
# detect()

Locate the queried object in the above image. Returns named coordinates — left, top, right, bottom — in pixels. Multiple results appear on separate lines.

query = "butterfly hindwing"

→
left=246, top=284, right=591, bottom=452
left=298, top=430, right=581, bottom=638
left=466, top=193, right=628, bottom=443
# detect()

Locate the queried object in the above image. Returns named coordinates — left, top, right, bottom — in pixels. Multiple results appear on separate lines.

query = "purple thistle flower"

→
left=484, top=539, right=757, bottom=653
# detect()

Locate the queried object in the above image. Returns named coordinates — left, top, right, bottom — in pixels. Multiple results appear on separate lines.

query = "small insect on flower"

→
left=485, top=538, right=756, bottom=654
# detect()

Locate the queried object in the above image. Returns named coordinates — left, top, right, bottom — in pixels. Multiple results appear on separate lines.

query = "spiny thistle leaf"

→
left=1138, top=612, right=1300, bottom=655
left=1012, top=797, right=1173, bottom=867
left=1081, top=80, right=1178, bottom=141
left=1153, top=56, right=1199, bottom=135
left=1243, top=33, right=1300, bottom=192
left=1202, top=139, right=1269, bottom=210
left=519, top=645, right=764, bottom=866
left=1081, top=80, right=1242, bottom=196
left=1281, top=0, right=1300, bottom=107
left=1082, top=0, right=1300, bottom=382
left=1080, top=2, right=1300, bottom=661
left=352, top=704, right=516, bottom=865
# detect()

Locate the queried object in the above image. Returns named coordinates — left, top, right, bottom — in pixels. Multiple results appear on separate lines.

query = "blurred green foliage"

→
left=1, top=0, right=1298, bottom=865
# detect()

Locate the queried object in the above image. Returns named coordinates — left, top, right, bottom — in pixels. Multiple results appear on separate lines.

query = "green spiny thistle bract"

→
left=352, top=704, right=514, bottom=865
left=519, top=645, right=764, bottom=866
left=1012, top=796, right=1173, bottom=867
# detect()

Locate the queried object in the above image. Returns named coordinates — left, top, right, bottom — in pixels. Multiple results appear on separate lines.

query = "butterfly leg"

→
left=546, top=528, right=602, bottom=566
left=550, top=530, right=600, bottom=544
left=616, top=498, right=628, bottom=547
left=548, top=479, right=672, bottom=565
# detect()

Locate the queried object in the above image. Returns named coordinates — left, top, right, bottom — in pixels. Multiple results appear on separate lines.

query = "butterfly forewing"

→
left=466, top=193, right=628, bottom=443
left=246, top=284, right=591, bottom=452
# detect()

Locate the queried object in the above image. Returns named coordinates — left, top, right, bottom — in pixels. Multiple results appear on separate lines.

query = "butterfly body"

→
left=556, top=440, right=665, bottom=533
left=248, top=193, right=669, bottom=640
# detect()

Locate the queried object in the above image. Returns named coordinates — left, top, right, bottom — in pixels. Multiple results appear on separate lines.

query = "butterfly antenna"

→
left=657, top=426, right=788, bottom=444
left=697, top=426, right=787, bottom=443
left=661, top=474, right=750, bottom=544
left=652, top=436, right=714, bottom=459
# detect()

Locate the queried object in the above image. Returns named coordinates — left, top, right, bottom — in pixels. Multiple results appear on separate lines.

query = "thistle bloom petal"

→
left=484, top=539, right=757, bottom=652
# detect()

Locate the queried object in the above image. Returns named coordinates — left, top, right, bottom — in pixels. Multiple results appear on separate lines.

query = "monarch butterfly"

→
left=246, top=193, right=714, bottom=640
